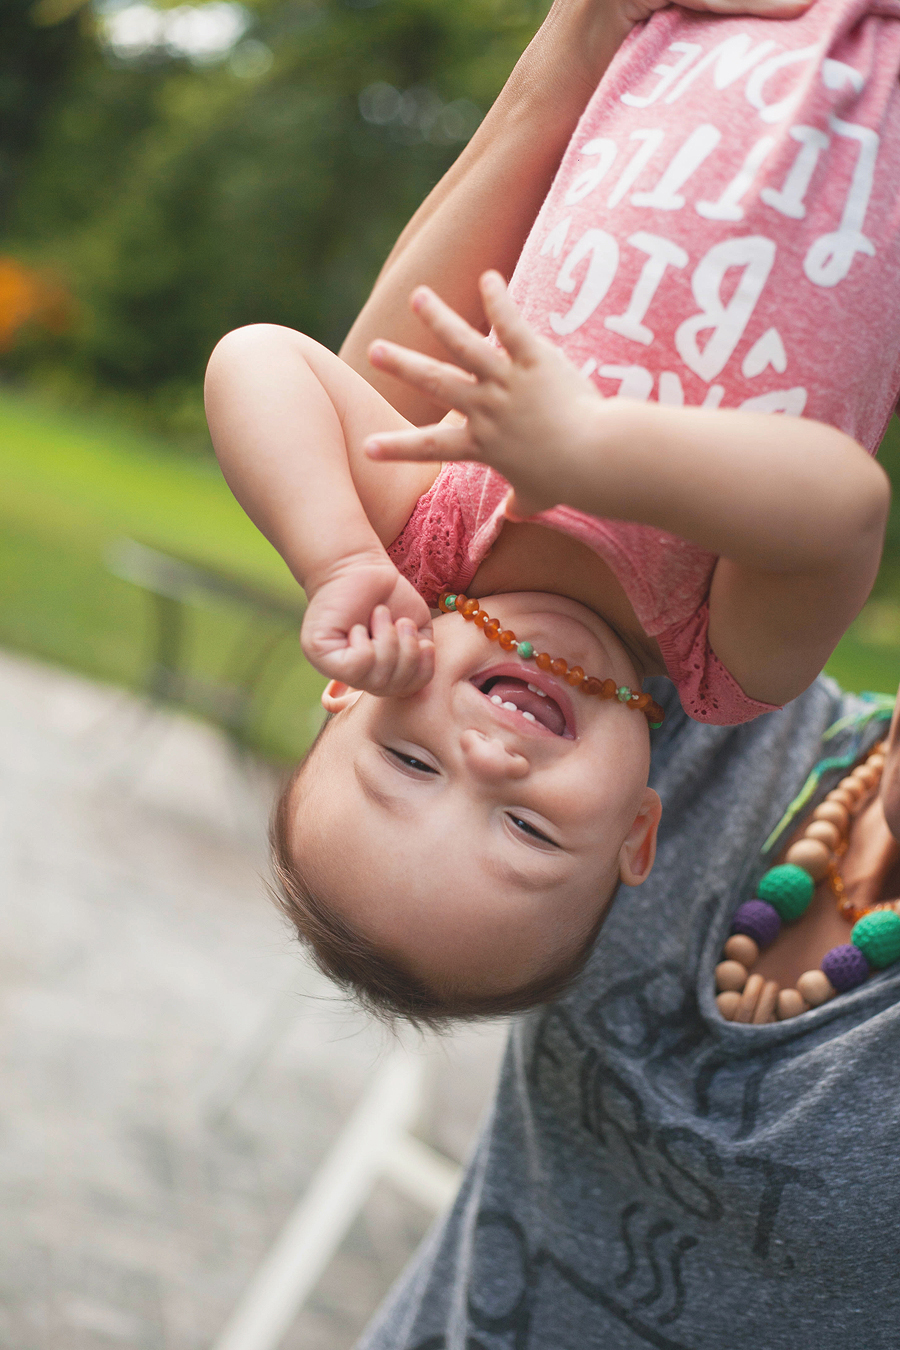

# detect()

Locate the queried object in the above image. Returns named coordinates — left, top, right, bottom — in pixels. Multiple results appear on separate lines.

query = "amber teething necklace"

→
left=439, top=592, right=665, bottom=728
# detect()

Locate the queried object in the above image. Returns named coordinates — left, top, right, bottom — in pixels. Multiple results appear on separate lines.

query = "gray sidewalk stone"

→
left=0, top=652, right=506, bottom=1350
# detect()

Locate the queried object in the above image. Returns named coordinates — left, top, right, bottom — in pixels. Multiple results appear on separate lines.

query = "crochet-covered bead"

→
left=756, top=864, right=815, bottom=922
left=516, top=641, right=533, bottom=658
left=821, top=943, right=870, bottom=992
left=731, top=900, right=781, bottom=948
left=851, top=910, right=900, bottom=969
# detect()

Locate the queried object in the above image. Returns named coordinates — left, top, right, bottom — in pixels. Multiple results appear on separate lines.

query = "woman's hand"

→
left=301, top=554, right=434, bottom=697
left=365, top=273, right=606, bottom=519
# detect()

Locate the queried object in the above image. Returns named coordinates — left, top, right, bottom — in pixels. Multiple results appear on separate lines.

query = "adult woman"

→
left=331, top=0, right=900, bottom=1341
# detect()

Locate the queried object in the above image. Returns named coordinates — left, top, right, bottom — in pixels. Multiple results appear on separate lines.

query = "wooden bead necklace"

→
left=715, top=739, right=900, bottom=1024
left=439, top=591, right=665, bottom=727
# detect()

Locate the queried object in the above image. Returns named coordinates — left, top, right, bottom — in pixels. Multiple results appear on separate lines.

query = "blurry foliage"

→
left=1, top=0, right=545, bottom=437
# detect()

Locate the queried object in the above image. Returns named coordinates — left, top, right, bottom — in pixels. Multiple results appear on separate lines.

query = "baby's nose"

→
left=459, top=728, right=529, bottom=780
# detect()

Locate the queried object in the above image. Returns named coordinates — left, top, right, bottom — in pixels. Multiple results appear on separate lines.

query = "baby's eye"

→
left=387, top=748, right=437, bottom=774
left=507, top=814, right=558, bottom=847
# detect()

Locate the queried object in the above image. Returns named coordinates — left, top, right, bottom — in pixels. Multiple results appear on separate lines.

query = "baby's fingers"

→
left=366, top=421, right=474, bottom=464
left=368, top=607, right=433, bottom=695
left=478, top=272, right=540, bottom=367
left=369, top=339, right=478, bottom=411
left=408, top=286, right=506, bottom=381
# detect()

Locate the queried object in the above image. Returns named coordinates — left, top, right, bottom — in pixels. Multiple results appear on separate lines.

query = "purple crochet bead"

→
left=731, top=900, right=781, bottom=948
left=821, top=944, right=870, bottom=993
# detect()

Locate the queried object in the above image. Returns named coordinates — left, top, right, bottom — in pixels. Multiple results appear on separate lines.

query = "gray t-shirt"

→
left=358, top=676, right=900, bottom=1350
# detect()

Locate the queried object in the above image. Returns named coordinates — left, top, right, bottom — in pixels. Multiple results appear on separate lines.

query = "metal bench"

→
left=107, top=538, right=305, bottom=746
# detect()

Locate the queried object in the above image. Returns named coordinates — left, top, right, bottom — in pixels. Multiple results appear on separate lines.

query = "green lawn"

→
left=1, top=388, right=899, bottom=764
left=0, top=387, right=326, bottom=762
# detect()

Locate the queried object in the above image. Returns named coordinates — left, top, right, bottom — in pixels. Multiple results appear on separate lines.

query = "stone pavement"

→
left=0, top=652, right=507, bottom=1350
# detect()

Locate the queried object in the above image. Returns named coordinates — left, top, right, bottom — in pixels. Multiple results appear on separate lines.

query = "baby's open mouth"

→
left=473, top=675, right=567, bottom=736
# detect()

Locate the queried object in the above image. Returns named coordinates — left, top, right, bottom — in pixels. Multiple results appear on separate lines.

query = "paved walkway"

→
left=0, top=652, right=506, bottom=1350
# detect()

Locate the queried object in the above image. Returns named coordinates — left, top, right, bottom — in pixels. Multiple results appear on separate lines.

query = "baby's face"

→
left=295, top=593, right=660, bottom=997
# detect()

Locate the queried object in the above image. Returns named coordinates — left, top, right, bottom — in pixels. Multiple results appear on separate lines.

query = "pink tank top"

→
left=389, top=0, right=900, bottom=725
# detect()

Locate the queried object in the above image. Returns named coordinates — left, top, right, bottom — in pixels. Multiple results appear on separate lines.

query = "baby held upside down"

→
left=205, top=267, right=886, bottom=1026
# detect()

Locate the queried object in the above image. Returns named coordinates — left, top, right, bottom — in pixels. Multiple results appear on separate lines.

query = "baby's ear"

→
left=618, top=788, right=662, bottom=887
left=321, top=680, right=364, bottom=713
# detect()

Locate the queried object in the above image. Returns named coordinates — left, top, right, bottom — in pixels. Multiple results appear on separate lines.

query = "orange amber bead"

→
left=566, top=666, right=585, bottom=687
left=461, top=599, right=479, bottom=618
left=550, top=658, right=568, bottom=678
left=484, top=619, right=501, bottom=640
left=535, top=652, right=552, bottom=670
left=473, top=609, right=488, bottom=627
left=635, top=692, right=650, bottom=710
left=582, top=677, right=603, bottom=696
left=498, top=630, right=517, bottom=650
left=454, top=593, right=468, bottom=612
left=600, top=679, right=617, bottom=699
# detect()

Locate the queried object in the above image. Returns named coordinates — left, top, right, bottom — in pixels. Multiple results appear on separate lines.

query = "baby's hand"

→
left=301, top=555, right=434, bottom=696
left=365, top=273, right=604, bottom=519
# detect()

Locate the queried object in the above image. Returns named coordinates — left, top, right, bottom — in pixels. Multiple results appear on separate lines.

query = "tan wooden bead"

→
left=812, top=800, right=849, bottom=831
left=752, top=979, right=780, bottom=1024
left=715, top=960, right=748, bottom=993
left=804, top=819, right=841, bottom=850
left=826, top=788, right=855, bottom=810
left=784, top=837, right=831, bottom=880
left=716, top=990, right=741, bottom=1020
left=724, top=934, right=759, bottom=966
left=838, top=776, right=864, bottom=803
left=867, top=753, right=885, bottom=774
left=852, top=764, right=879, bottom=791
left=796, top=969, right=835, bottom=1007
left=777, top=988, right=808, bottom=1020
left=733, top=972, right=765, bottom=1023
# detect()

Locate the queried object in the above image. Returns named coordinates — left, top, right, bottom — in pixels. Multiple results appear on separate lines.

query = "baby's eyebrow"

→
left=354, top=762, right=413, bottom=817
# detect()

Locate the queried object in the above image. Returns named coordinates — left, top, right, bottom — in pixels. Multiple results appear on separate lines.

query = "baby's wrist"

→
left=302, top=543, right=394, bottom=600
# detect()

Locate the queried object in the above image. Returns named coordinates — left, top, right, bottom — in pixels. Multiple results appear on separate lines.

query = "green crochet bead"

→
left=756, top=864, right=815, bottom=922
left=517, top=641, right=534, bottom=659
left=851, top=910, right=900, bottom=969
left=444, top=594, right=458, bottom=610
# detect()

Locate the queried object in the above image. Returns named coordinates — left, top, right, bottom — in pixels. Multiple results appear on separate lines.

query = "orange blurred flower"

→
left=0, top=257, right=73, bottom=351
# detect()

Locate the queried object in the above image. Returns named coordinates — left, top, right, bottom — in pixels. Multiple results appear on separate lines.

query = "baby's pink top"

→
left=390, top=0, right=900, bottom=724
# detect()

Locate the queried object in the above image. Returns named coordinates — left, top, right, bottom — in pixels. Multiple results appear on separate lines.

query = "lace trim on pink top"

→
left=387, top=461, right=780, bottom=726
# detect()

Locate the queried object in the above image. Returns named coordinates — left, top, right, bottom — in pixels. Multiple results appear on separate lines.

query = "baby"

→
left=205, top=0, right=900, bottom=1025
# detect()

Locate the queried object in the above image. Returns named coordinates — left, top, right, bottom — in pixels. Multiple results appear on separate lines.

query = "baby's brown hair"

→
left=269, top=719, right=605, bottom=1030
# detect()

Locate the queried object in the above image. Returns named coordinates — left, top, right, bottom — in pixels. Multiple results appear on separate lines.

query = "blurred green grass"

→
left=0, top=388, right=899, bottom=762
left=0, top=385, right=326, bottom=762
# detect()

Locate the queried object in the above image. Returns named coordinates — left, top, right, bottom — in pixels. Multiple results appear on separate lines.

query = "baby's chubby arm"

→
left=204, top=324, right=438, bottom=697
left=366, top=276, right=890, bottom=709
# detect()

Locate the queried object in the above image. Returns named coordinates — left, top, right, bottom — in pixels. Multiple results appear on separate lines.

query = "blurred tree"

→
left=4, top=0, right=545, bottom=428
left=0, top=0, right=92, bottom=231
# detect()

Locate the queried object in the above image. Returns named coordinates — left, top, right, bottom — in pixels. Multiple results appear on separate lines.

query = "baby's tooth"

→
left=502, top=701, right=518, bottom=712
left=527, top=683, right=539, bottom=694
left=490, top=694, right=503, bottom=705
left=522, top=711, right=536, bottom=723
